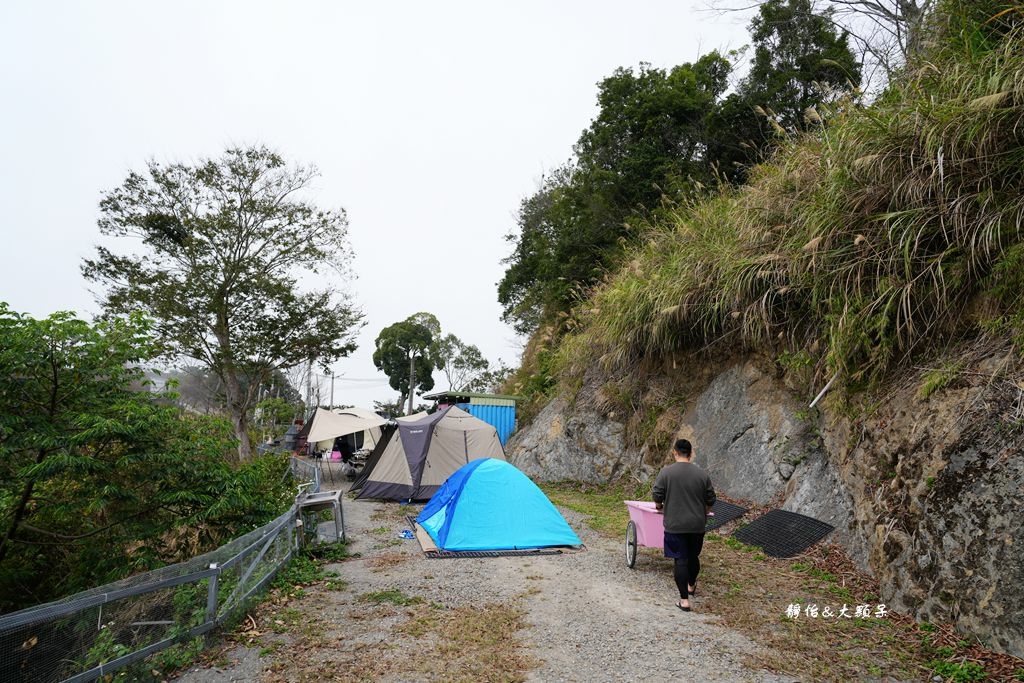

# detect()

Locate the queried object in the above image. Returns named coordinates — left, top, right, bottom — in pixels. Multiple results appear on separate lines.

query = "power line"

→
left=332, top=377, right=391, bottom=384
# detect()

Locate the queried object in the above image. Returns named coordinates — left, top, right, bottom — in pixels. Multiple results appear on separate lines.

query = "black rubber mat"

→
left=732, top=509, right=834, bottom=558
left=705, top=500, right=748, bottom=532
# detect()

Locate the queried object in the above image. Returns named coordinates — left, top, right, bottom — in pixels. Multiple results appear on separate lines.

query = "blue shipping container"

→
left=456, top=402, right=516, bottom=447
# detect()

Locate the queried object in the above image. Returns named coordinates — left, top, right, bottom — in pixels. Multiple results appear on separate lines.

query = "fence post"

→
left=288, top=508, right=296, bottom=551
left=295, top=515, right=305, bottom=550
left=206, top=563, right=219, bottom=633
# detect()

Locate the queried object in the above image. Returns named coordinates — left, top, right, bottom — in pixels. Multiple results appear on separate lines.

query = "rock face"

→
left=507, top=353, right=1024, bottom=657
left=675, top=362, right=858, bottom=554
left=824, top=364, right=1024, bottom=658
left=508, top=396, right=631, bottom=483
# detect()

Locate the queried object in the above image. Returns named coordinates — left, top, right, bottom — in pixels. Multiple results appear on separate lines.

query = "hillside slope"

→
left=505, top=2, right=1024, bottom=658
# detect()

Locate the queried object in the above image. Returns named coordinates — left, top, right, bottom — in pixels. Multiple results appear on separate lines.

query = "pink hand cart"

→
left=623, top=500, right=664, bottom=568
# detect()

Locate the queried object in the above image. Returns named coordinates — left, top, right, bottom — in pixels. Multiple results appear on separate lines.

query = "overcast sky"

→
left=0, top=1, right=750, bottom=410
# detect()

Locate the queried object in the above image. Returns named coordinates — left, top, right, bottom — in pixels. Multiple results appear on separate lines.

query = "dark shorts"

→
left=664, top=531, right=705, bottom=559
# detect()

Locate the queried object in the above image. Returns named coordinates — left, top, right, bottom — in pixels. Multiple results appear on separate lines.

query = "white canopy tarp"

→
left=306, top=407, right=388, bottom=444
left=336, top=406, right=385, bottom=421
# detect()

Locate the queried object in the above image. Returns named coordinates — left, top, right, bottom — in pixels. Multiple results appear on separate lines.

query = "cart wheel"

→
left=625, top=520, right=638, bottom=569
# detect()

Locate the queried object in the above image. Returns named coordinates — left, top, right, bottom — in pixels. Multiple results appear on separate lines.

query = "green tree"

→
left=702, top=0, right=862, bottom=184
left=254, top=396, right=299, bottom=438
left=499, top=23, right=859, bottom=334
left=743, top=0, right=862, bottom=132
left=372, top=398, right=403, bottom=419
left=498, top=53, right=734, bottom=334
left=464, top=360, right=515, bottom=394
left=573, top=53, right=732, bottom=205
left=497, top=167, right=570, bottom=334
left=0, top=306, right=158, bottom=572
left=432, top=333, right=490, bottom=391
left=82, top=146, right=363, bottom=461
left=0, top=305, right=292, bottom=609
left=714, top=0, right=933, bottom=91
left=372, top=313, right=438, bottom=414
left=704, top=88, right=774, bottom=185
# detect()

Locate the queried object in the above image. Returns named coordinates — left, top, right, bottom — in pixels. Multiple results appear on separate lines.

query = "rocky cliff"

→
left=508, top=349, right=1024, bottom=657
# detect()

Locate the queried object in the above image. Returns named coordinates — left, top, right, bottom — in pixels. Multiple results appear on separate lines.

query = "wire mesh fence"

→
left=0, top=457, right=331, bottom=683
left=289, top=456, right=321, bottom=494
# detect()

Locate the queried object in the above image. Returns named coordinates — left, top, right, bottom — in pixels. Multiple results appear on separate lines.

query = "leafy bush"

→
left=0, top=306, right=293, bottom=612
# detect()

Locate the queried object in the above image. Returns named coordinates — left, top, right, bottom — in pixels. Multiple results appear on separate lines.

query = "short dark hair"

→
left=674, top=439, right=692, bottom=456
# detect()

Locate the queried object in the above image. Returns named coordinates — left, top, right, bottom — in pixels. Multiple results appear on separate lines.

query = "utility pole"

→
left=305, top=358, right=313, bottom=410
left=407, top=352, right=416, bottom=415
left=330, top=373, right=336, bottom=409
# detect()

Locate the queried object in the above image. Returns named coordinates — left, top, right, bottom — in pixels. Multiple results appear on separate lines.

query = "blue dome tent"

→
left=416, top=459, right=582, bottom=551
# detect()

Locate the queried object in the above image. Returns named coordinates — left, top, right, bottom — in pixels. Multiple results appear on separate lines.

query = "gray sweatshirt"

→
left=651, top=461, right=717, bottom=534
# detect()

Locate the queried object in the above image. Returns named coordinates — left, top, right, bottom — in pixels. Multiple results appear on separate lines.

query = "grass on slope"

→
left=553, top=5, right=1024, bottom=394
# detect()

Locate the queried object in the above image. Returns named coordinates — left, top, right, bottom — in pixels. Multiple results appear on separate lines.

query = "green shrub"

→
left=926, top=659, right=988, bottom=682
left=0, top=307, right=294, bottom=612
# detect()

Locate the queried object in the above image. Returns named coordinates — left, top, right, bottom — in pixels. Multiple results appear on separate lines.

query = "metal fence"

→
left=289, top=454, right=322, bottom=494
left=0, top=457, right=331, bottom=683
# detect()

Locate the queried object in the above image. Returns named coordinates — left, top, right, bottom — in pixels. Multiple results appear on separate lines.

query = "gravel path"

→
left=176, top=482, right=797, bottom=682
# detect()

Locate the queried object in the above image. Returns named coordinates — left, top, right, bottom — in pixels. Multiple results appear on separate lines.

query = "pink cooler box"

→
left=624, top=500, right=664, bottom=547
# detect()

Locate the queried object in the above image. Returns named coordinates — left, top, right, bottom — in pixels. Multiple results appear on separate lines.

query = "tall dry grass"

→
left=556, top=6, right=1024, bottom=389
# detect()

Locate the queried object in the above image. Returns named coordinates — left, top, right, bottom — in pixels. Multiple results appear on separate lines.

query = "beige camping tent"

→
left=355, top=406, right=506, bottom=501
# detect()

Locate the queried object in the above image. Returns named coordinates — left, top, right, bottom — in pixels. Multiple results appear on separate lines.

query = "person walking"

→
left=652, top=438, right=716, bottom=612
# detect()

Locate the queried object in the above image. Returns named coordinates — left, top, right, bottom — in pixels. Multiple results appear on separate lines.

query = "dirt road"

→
left=176, top=482, right=794, bottom=682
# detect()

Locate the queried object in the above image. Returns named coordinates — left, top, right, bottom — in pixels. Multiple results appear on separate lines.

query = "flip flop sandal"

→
left=677, top=601, right=691, bottom=612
